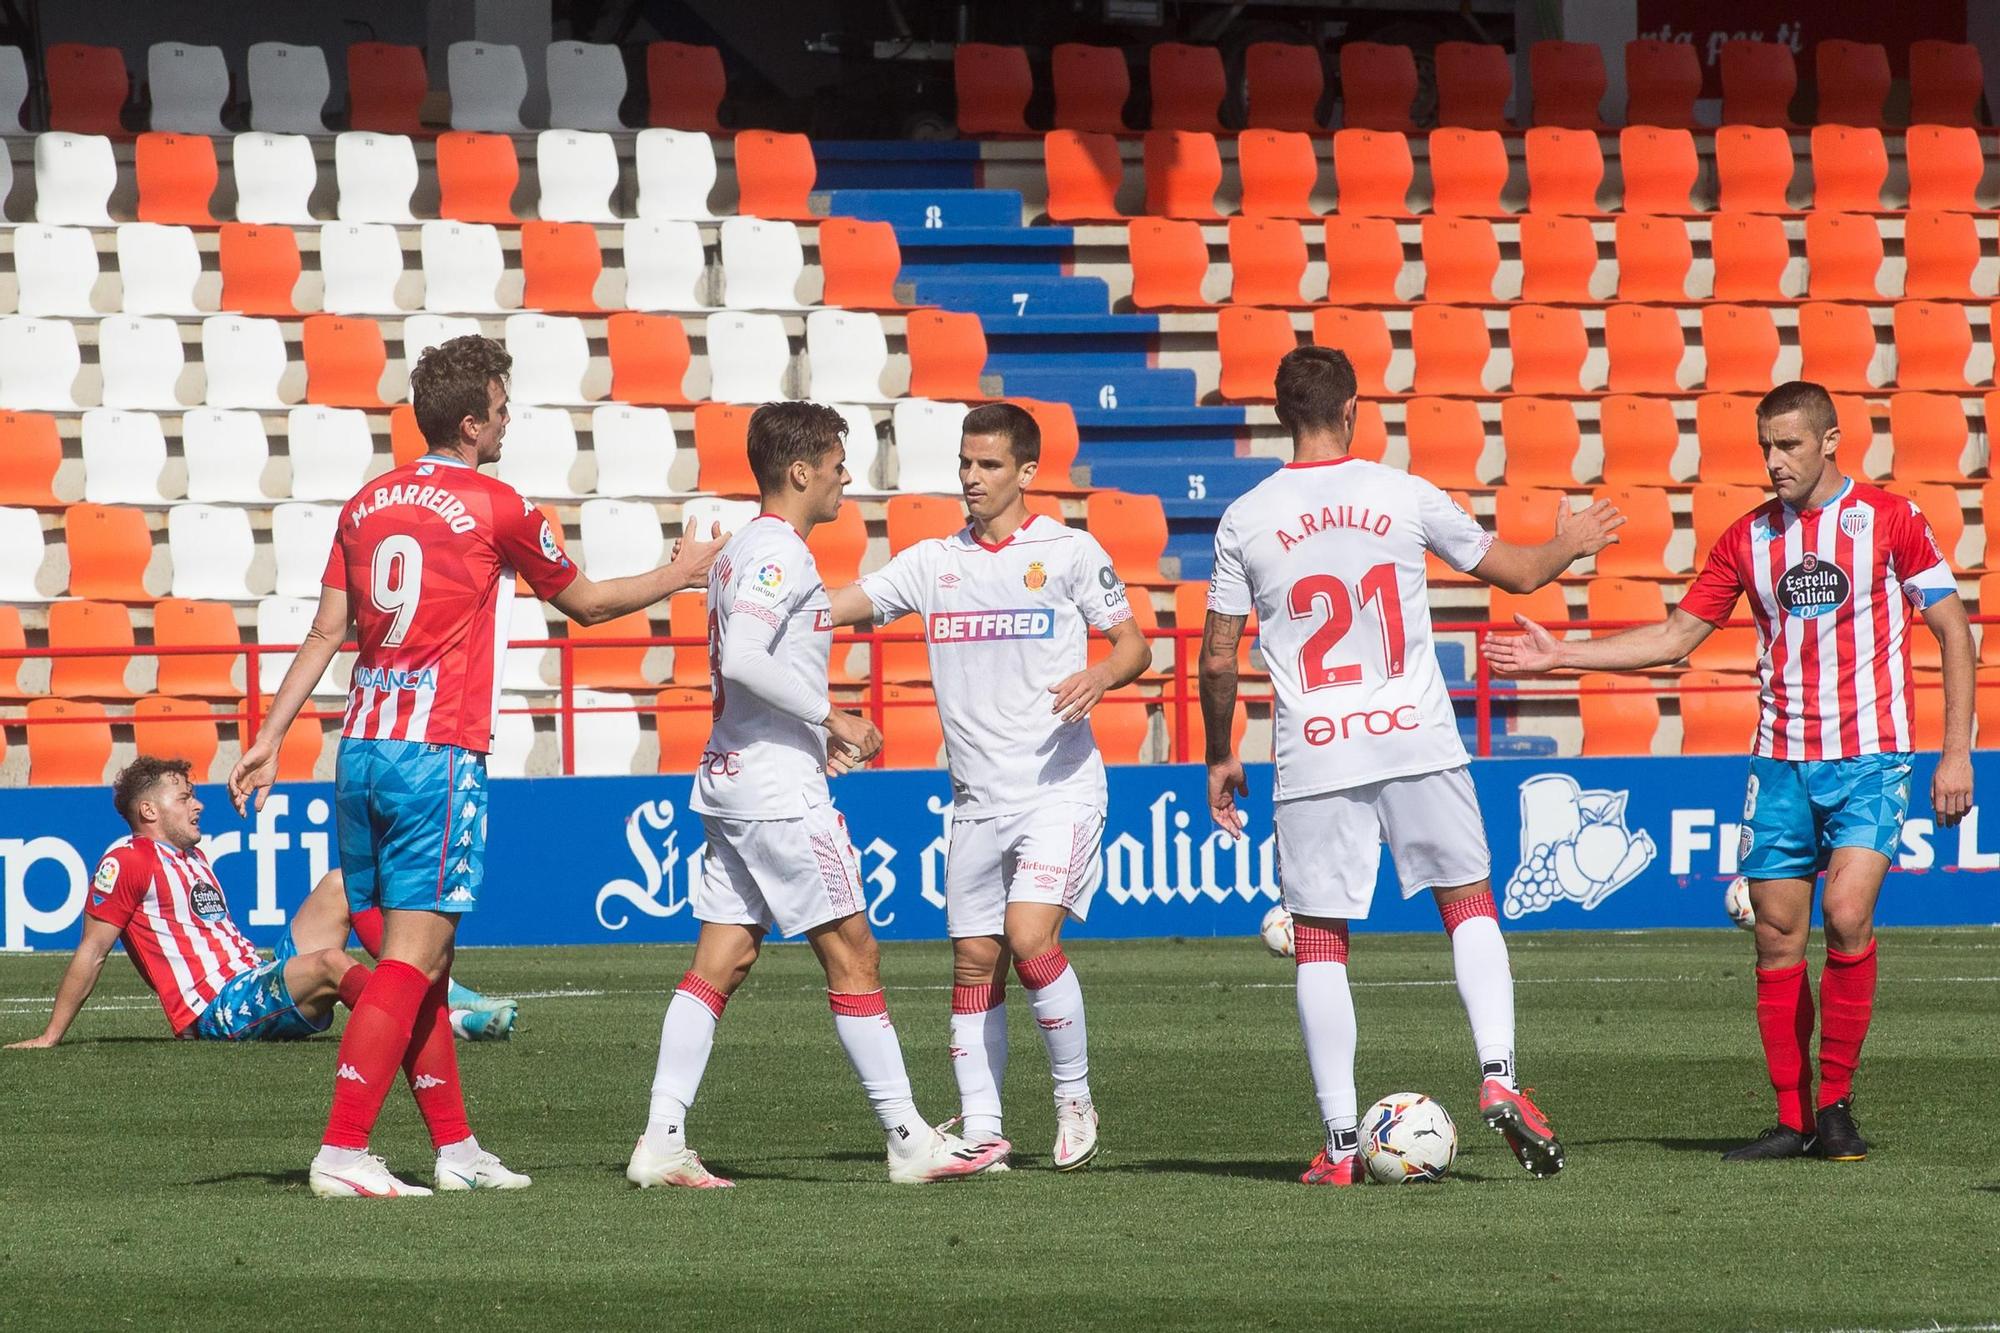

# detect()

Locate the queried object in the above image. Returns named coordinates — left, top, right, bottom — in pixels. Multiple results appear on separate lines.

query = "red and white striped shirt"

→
left=1678, top=478, right=1958, bottom=760
left=83, top=836, right=262, bottom=1035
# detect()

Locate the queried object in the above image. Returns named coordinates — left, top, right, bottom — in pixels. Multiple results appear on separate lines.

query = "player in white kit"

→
left=828, top=403, right=1151, bottom=1172
left=1201, top=347, right=1625, bottom=1184
left=627, top=402, right=1010, bottom=1188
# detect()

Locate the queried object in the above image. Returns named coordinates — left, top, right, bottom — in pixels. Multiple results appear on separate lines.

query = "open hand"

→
left=1208, top=757, right=1249, bottom=837
left=667, top=522, right=726, bottom=590
left=1048, top=667, right=1111, bottom=724
left=1933, top=752, right=1973, bottom=827
left=1483, top=615, right=1564, bottom=677
left=1558, top=497, right=1625, bottom=559
left=226, top=741, right=279, bottom=816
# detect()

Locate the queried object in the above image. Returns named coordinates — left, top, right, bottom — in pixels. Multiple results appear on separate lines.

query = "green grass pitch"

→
left=5, top=930, right=1998, bottom=1331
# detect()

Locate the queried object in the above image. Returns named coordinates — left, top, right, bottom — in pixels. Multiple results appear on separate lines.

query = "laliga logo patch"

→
left=1840, top=508, right=1870, bottom=539
left=1776, top=552, right=1851, bottom=619
left=754, top=562, right=785, bottom=594
left=538, top=520, right=563, bottom=564
left=1024, top=561, right=1048, bottom=591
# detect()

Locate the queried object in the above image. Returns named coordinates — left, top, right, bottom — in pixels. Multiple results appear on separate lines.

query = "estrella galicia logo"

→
left=1776, top=553, right=1851, bottom=619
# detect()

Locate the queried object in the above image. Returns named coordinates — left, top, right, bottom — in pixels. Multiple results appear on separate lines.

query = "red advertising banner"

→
left=1636, top=1, right=1966, bottom=94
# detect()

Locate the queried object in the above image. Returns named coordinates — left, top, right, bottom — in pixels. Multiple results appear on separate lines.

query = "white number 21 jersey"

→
left=1207, top=457, right=1495, bottom=801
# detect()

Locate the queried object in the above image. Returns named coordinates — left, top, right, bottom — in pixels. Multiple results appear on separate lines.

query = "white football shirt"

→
left=1208, top=457, right=1495, bottom=801
left=860, top=514, right=1134, bottom=816
left=692, top=515, right=835, bottom=820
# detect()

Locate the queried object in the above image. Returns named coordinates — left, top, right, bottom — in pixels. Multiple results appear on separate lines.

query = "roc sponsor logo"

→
left=928, top=609, right=1055, bottom=642
left=1024, top=561, right=1047, bottom=591
left=1776, top=553, right=1850, bottom=620
left=1301, top=706, right=1419, bottom=746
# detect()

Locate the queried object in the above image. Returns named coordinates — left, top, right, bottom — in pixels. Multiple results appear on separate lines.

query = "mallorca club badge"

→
left=1023, top=561, right=1048, bottom=591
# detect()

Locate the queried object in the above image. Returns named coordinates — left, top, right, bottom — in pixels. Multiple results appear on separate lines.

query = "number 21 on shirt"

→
left=1289, top=562, right=1405, bottom=690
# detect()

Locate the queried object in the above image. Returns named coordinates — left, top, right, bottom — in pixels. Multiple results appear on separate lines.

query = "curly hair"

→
left=112, top=756, right=193, bottom=827
left=409, top=335, right=513, bottom=449
left=747, top=401, right=849, bottom=495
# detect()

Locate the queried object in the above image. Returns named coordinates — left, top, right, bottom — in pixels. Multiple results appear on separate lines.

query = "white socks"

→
left=437, top=1135, right=482, bottom=1166
left=829, top=990, right=923, bottom=1144
left=949, top=983, right=1008, bottom=1139
left=644, top=974, right=727, bottom=1150
left=1294, top=922, right=1358, bottom=1152
left=1442, top=897, right=1517, bottom=1089
left=1017, top=950, right=1090, bottom=1103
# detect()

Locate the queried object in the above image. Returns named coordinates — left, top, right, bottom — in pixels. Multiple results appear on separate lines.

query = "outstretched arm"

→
left=551, top=524, right=724, bottom=626
left=1470, top=498, right=1626, bottom=594
left=5, top=918, right=122, bottom=1049
left=826, top=583, right=877, bottom=628
left=1924, top=594, right=1975, bottom=826
left=1485, top=607, right=1716, bottom=676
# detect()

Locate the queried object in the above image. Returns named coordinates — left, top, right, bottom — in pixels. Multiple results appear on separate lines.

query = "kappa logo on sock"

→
left=412, top=1073, right=446, bottom=1090
left=337, top=1063, right=367, bottom=1084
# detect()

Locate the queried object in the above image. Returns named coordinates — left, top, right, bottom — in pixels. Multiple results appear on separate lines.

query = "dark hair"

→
left=112, top=756, right=192, bottom=827
left=410, top=335, right=513, bottom=448
left=1274, top=345, right=1358, bottom=438
left=747, top=401, right=848, bottom=494
left=961, top=402, right=1041, bottom=466
left=1756, top=380, right=1838, bottom=440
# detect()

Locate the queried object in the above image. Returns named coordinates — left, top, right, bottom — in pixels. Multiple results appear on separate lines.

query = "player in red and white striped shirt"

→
left=1488, top=381, right=1975, bottom=1162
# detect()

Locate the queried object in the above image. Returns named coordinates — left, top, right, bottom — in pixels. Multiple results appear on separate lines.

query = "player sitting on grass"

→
left=5, top=756, right=514, bottom=1051
left=827, top=402, right=1150, bottom=1172
left=628, top=401, right=1009, bottom=1189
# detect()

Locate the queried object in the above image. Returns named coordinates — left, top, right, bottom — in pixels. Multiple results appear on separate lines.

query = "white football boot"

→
left=435, top=1148, right=533, bottom=1191
left=886, top=1124, right=1011, bottom=1183
left=626, top=1137, right=735, bottom=1189
left=1052, top=1097, right=1100, bottom=1171
left=937, top=1116, right=1011, bottom=1173
left=308, top=1151, right=433, bottom=1198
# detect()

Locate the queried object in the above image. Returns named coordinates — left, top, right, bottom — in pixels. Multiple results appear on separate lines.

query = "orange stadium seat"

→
left=1323, top=217, right=1404, bottom=304
left=303, top=316, right=387, bottom=407
left=1699, top=305, right=1779, bottom=393
left=1247, top=42, right=1325, bottom=131
left=880, top=685, right=944, bottom=768
left=734, top=131, right=817, bottom=221
left=267, top=695, right=328, bottom=781
left=0, top=412, right=62, bottom=505
left=1803, top=212, right=1885, bottom=299
left=389, top=404, right=426, bottom=467
left=667, top=594, right=711, bottom=687
left=0, top=606, right=25, bottom=701
left=1089, top=597, right=1158, bottom=675
left=1686, top=619, right=1757, bottom=675
left=1518, top=215, right=1598, bottom=303
left=692, top=404, right=757, bottom=496
left=954, top=44, right=1032, bottom=136
left=1709, top=211, right=1790, bottom=302
left=1797, top=302, right=1879, bottom=392
left=27, top=699, right=114, bottom=786
left=134, top=695, right=221, bottom=776
left=1411, top=304, right=1491, bottom=395
left=1525, top=128, right=1604, bottom=214
left=1404, top=397, right=1487, bottom=488
left=1909, top=40, right=1984, bottom=128
left=1332, top=129, right=1413, bottom=216
left=1434, top=42, right=1511, bottom=130
left=1914, top=672, right=1947, bottom=750
left=1142, top=130, right=1222, bottom=219
left=1591, top=485, right=1674, bottom=577
left=1091, top=689, right=1153, bottom=765
left=1087, top=491, right=1170, bottom=585
left=1507, top=306, right=1588, bottom=395
left=521, top=220, right=602, bottom=312
left=1604, top=303, right=1686, bottom=393
left=1228, top=218, right=1308, bottom=306
left=218, top=223, right=302, bottom=315
left=1889, top=393, right=1971, bottom=483
left=1809, top=126, right=1887, bottom=213
left=48, top=43, right=128, bottom=137
left=1530, top=41, right=1608, bottom=129
left=1678, top=671, right=1759, bottom=754
left=886, top=493, right=962, bottom=553
left=1982, top=573, right=2000, bottom=666
left=437, top=132, right=520, bottom=222
left=1338, top=40, right=1418, bottom=132
left=348, top=42, right=427, bottom=135
left=905, top=308, right=989, bottom=400
left=655, top=688, right=711, bottom=773
left=1238, top=129, right=1318, bottom=218
left=1419, top=216, right=1499, bottom=303
left=1495, top=486, right=1564, bottom=546
left=1833, top=392, right=1873, bottom=463
left=1691, top=483, right=1763, bottom=567
left=1893, top=301, right=1974, bottom=390
left=1150, top=43, right=1226, bottom=133
left=1020, top=399, right=1087, bottom=493
left=1694, top=395, right=1776, bottom=485
left=1128, top=218, right=1210, bottom=309
left=607, top=312, right=693, bottom=406
left=1501, top=396, right=1582, bottom=486
left=1044, top=130, right=1125, bottom=223
left=1579, top=672, right=1660, bottom=755
left=1427, top=487, right=1482, bottom=584
left=1714, top=127, right=1794, bottom=213
left=1349, top=400, right=1388, bottom=462
left=1814, top=40, right=1890, bottom=129
left=819, top=218, right=910, bottom=310
left=153, top=597, right=242, bottom=700
left=65, top=504, right=153, bottom=601
left=1311, top=308, right=1394, bottom=395
left=1618, top=127, right=1698, bottom=214
left=806, top=502, right=867, bottom=588
left=1623, top=39, right=1701, bottom=129
left=1720, top=40, right=1799, bottom=128
left=1489, top=583, right=1570, bottom=637
left=1904, top=210, right=1980, bottom=300
left=1052, top=44, right=1130, bottom=133
left=1587, top=577, right=1666, bottom=633
left=1908, top=482, right=1968, bottom=573
left=647, top=42, right=726, bottom=132
left=1613, top=214, right=1691, bottom=302
left=1428, top=129, right=1509, bottom=217
left=1598, top=394, right=1680, bottom=486
left=49, top=599, right=138, bottom=699
left=136, top=133, right=218, bottom=225
left=1905, top=126, right=1984, bottom=213
left=1217, top=306, right=1298, bottom=400
left=569, top=609, right=656, bottom=691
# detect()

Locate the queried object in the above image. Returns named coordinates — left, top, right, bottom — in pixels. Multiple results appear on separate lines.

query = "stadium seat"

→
left=591, top=403, right=682, bottom=496
left=1905, top=126, right=1984, bottom=213
left=1334, top=41, right=1422, bottom=134
left=404, top=314, right=480, bottom=374
left=504, top=314, right=594, bottom=405
left=538, top=130, right=622, bottom=223
left=182, top=408, right=269, bottom=503
left=0, top=318, right=84, bottom=410
left=720, top=216, right=806, bottom=309
left=1579, top=672, right=1660, bottom=755
left=436, top=132, right=519, bottom=222
left=0, top=506, right=49, bottom=600
left=1903, top=210, right=1981, bottom=300
left=48, top=598, right=138, bottom=698
left=1091, top=688, right=1153, bottom=763
left=1434, top=42, right=1511, bottom=130
left=1524, top=128, right=1603, bottom=215
left=99, top=316, right=187, bottom=410
left=167, top=503, right=257, bottom=600
left=1618, top=127, right=1698, bottom=214
left=891, top=399, right=971, bottom=493
left=520, top=220, right=603, bottom=312
left=65, top=502, right=154, bottom=601
left=419, top=221, right=507, bottom=313
left=645, top=42, right=726, bottom=133
left=734, top=131, right=817, bottom=221
left=954, top=43, right=1032, bottom=136
left=1699, top=305, right=1779, bottom=393
left=1909, top=40, right=1984, bottom=128
left=1612, top=214, right=1692, bottom=302
left=1507, top=306, right=1588, bottom=394
left=286, top=406, right=372, bottom=501
left=1982, top=575, right=2000, bottom=667
left=690, top=404, right=757, bottom=495
left=117, top=224, right=202, bottom=317
left=0, top=414, right=62, bottom=506
left=806, top=310, right=891, bottom=402
left=1892, top=301, right=1974, bottom=390
left=704, top=311, right=792, bottom=403
left=1142, top=130, right=1223, bottom=220
left=230, top=132, right=318, bottom=224
left=1500, top=396, right=1582, bottom=486
left=622, top=219, right=712, bottom=310
left=1530, top=40, right=1608, bottom=129
left=1419, top=216, right=1499, bottom=304
left=653, top=688, right=710, bottom=772
left=1087, top=491, right=1170, bottom=584
left=547, top=40, right=629, bottom=131
left=0, top=47, right=26, bottom=134
left=1720, top=40, right=1799, bottom=128
left=1494, top=486, right=1564, bottom=546
left=1228, top=218, right=1308, bottom=306
left=347, top=42, right=425, bottom=135
left=606, top=312, right=693, bottom=406
left=147, top=42, right=227, bottom=134
left=1587, top=577, right=1666, bottom=635
left=1678, top=671, right=1759, bottom=754
left=1597, top=394, right=1680, bottom=486
left=1887, top=393, right=1970, bottom=483
left=1410, top=304, right=1491, bottom=395
left=1591, top=485, right=1674, bottom=577
left=269, top=503, right=338, bottom=597
left=1714, top=127, right=1794, bottom=213
left=1833, top=392, right=1874, bottom=463
left=1910, top=482, right=1969, bottom=573
left=81, top=409, right=169, bottom=503
left=247, top=42, right=331, bottom=134
left=302, top=315, right=387, bottom=407
left=825, top=401, right=882, bottom=493
left=1404, top=397, right=1487, bottom=488
left=1797, top=302, right=1880, bottom=392
left=335, top=132, right=419, bottom=223
left=1814, top=40, right=1890, bottom=130
left=906, top=308, right=989, bottom=400
left=448, top=42, right=529, bottom=132
left=1803, top=212, right=1885, bottom=299
left=567, top=688, right=645, bottom=775
left=254, top=595, right=340, bottom=693
left=1913, top=673, right=1947, bottom=750
left=1428, top=129, right=1508, bottom=217
left=1332, top=130, right=1412, bottom=216
left=819, top=218, right=909, bottom=310
left=319, top=222, right=406, bottom=315
left=387, top=403, right=425, bottom=466
left=1488, top=582, right=1570, bottom=640
left=1237, top=129, right=1318, bottom=219
left=879, top=685, right=944, bottom=767
left=1809, top=126, right=1888, bottom=213
left=635, top=129, right=718, bottom=220
left=886, top=493, right=963, bottom=555
left=134, top=133, right=218, bottom=224
left=34, top=132, right=116, bottom=225
left=152, top=597, right=243, bottom=700
left=27, top=699, right=114, bottom=786
left=1019, top=399, right=1088, bottom=493
left=1322, top=217, right=1405, bottom=304
left=1690, top=483, right=1763, bottom=567
left=1623, top=39, right=1701, bottom=129
left=807, top=503, right=867, bottom=593
left=1149, top=43, right=1226, bottom=133
left=1709, top=212, right=1791, bottom=302
left=15, top=226, right=101, bottom=317
left=1248, top=42, right=1325, bottom=131
left=1693, top=395, right=1776, bottom=485
left=579, top=497, right=664, bottom=579
left=200, top=315, right=288, bottom=409
left=1216, top=305, right=1298, bottom=401
left=1311, top=308, right=1394, bottom=395
left=1052, top=44, right=1130, bottom=132
left=47, top=43, right=127, bottom=137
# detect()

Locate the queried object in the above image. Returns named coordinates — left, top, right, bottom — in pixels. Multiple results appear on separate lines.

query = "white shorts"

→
left=1274, top=766, right=1490, bottom=921
left=696, top=800, right=866, bottom=938
left=944, top=802, right=1105, bottom=938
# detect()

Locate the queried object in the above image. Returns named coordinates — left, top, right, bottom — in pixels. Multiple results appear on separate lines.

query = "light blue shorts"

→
left=334, top=737, right=488, bottom=914
left=1739, top=752, right=1914, bottom=881
left=191, top=929, right=331, bottom=1042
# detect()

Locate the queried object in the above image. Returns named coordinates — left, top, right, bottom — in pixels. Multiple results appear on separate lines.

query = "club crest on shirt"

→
left=1023, top=561, right=1047, bottom=591
left=1776, top=552, right=1851, bottom=619
left=1840, top=508, right=1871, bottom=539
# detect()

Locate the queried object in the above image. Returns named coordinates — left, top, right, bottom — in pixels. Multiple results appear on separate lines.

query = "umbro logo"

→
left=412, top=1073, right=446, bottom=1090
left=337, top=1063, right=367, bottom=1084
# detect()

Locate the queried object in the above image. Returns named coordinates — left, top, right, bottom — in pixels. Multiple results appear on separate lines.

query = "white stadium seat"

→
left=0, top=317, right=83, bottom=409
left=231, top=132, right=320, bottom=224
left=621, top=220, right=711, bottom=311
left=81, top=409, right=170, bottom=503
left=503, top=314, right=593, bottom=405
left=635, top=129, right=717, bottom=220
left=335, top=132, right=419, bottom=223
left=0, top=506, right=48, bottom=601
left=567, top=688, right=642, bottom=776
left=256, top=595, right=344, bottom=694
left=495, top=405, right=582, bottom=496
left=0, top=150, right=13, bottom=226
left=580, top=497, right=665, bottom=578
left=536, top=130, right=622, bottom=223
left=719, top=217, right=808, bottom=309
left=678, top=496, right=760, bottom=544
left=703, top=311, right=792, bottom=403
left=0, top=46, right=28, bottom=134
left=590, top=404, right=682, bottom=497
left=270, top=502, right=339, bottom=597
left=403, top=315, right=482, bottom=380
left=34, top=133, right=116, bottom=226
left=116, top=224, right=203, bottom=317
left=448, top=42, right=529, bottom=132
left=547, top=41, right=628, bottom=131
left=201, top=316, right=290, bottom=409
left=823, top=402, right=887, bottom=493
left=14, top=225, right=102, bottom=318
left=247, top=42, right=331, bottom=134
left=805, top=310, right=891, bottom=402
left=147, top=42, right=229, bottom=134
left=489, top=693, right=538, bottom=777
left=420, top=221, right=509, bottom=313
left=286, top=405, right=374, bottom=501
left=503, top=600, right=552, bottom=691
left=168, top=503, right=258, bottom=599
left=182, top=408, right=272, bottom=503
left=318, top=222, right=407, bottom=314
left=98, top=316, right=188, bottom=411
left=891, top=398, right=971, bottom=493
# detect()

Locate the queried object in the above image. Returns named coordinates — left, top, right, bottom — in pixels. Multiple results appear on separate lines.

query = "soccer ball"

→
left=1359, top=1093, right=1457, bottom=1184
left=1259, top=904, right=1295, bottom=957
left=1724, top=876, right=1756, bottom=930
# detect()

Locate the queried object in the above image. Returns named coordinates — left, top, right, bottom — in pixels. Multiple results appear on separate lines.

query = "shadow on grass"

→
left=1973, top=1183, right=2000, bottom=1194
left=190, top=1169, right=310, bottom=1188
left=1572, top=1136, right=1742, bottom=1154
left=1095, top=1157, right=1509, bottom=1184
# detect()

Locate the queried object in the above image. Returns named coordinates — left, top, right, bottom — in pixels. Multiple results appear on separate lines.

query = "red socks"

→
left=337, top=964, right=371, bottom=1011
left=1817, top=940, right=1878, bottom=1108
left=322, top=959, right=431, bottom=1150
left=1295, top=922, right=1350, bottom=965
left=403, top=975, right=472, bottom=1150
left=350, top=906, right=385, bottom=958
left=1754, top=962, right=1815, bottom=1132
